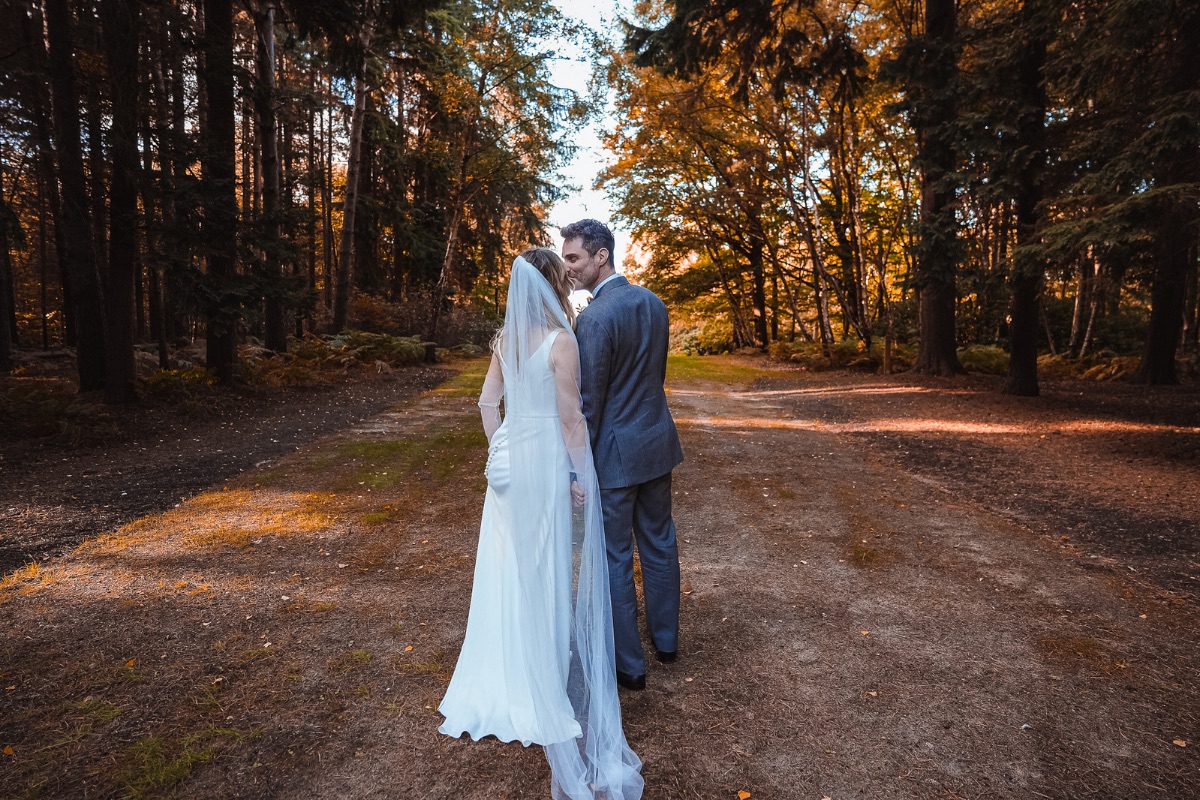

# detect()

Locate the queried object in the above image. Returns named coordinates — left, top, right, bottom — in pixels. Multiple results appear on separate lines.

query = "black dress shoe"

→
left=651, top=637, right=677, bottom=663
left=616, top=671, right=645, bottom=691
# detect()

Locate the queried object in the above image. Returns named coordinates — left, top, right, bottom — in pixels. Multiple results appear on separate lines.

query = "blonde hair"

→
left=518, top=247, right=576, bottom=327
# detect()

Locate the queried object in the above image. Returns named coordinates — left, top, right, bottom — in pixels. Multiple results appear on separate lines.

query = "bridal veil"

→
left=491, top=254, right=644, bottom=799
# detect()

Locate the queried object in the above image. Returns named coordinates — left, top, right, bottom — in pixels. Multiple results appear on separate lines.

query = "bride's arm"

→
left=550, top=334, right=590, bottom=483
left=478, top=351, right=504, bottom=442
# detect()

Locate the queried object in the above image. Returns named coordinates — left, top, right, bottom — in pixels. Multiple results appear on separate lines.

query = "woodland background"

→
left=1, top=3, right=1198, bottom=796
left=0, top=0, right=1197, bottom=409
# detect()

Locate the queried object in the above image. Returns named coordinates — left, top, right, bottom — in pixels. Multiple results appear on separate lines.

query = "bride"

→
left=438, top=249, right=643, bottom=799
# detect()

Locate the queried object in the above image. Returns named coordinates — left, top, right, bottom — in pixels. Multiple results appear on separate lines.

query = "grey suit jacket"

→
left=576, top=276, right=684, bottom=489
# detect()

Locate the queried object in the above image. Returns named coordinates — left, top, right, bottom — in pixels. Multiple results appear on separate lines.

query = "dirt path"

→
left=1, top=359, right=1196, bottom=799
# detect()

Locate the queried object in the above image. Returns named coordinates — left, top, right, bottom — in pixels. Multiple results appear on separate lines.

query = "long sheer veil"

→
left=500, top=255, right=643, bottom=799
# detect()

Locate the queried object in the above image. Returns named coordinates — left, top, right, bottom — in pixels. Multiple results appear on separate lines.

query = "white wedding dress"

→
left=438, top=255, right=642, bottom=800
left=439, top=329, right=582, bottom=746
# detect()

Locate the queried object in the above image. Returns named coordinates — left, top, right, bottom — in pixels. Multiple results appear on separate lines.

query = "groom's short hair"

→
left=561, top=219, right=616, bottom=266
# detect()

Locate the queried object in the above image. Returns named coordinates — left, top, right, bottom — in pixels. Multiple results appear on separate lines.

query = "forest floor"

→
left=0, top=366, right=451, bottom=574
left=1, top=356, right=1197, bottom=799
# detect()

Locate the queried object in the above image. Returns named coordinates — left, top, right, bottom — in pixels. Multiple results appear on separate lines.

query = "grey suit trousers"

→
left=600, top=472, right=680, bottom=677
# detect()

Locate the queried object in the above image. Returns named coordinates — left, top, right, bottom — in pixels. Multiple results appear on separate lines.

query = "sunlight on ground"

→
left=666, top=354, right=798, bottom=383
left=83, top=488, right=339, bottom=554
left=712, top=384, right=940, bottom=398
left=0, top=489, right=340, bottom=603
left=674, top=414, right=1200, bottom=436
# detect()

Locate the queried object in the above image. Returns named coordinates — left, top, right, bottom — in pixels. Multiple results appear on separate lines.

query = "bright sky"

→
left=545, top=0, right=638, bottom=272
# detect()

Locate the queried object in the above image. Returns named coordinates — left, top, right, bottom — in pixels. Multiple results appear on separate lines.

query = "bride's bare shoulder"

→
left=549, top=329, right=579, bottom=364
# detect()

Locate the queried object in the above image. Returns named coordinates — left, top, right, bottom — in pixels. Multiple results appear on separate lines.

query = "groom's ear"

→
left=596, top=248, right=610, bottom=268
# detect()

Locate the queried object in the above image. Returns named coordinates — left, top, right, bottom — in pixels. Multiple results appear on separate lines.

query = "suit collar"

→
left=591, top=274, right=628, bottom=300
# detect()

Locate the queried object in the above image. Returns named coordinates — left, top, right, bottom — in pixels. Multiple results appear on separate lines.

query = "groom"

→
left=562, top=219, right=684, bottom=692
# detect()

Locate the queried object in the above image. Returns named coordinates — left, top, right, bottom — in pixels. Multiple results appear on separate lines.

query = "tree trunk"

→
left=748, top=233, right=768, bottom=349
left=1003, top=0, right=1048, bottom=397
left=1183, top=241, right=1199, bottom=352
left=428, top=197, right=464, bottom=340
left=0, top=167, right=14, bottom=372
left=354, top=94, right=380, bottom=294
left=241, top=97, right=252, bottom=219
left=912, top=0, right=965, bottom=375
left=306, top=90, right=317, bottom=333
left=86, top=80, right=108, bottom=283
left=322, top=96, right=334, bottom=311
left=1131, top=7, right=1199, bottom=384
left=702, top=242, right=751, bottom=348
left=333, top=69, right=368, bottom=333
left=38, top=173, right=50, bottom=349
left=167, top=4, right=189, bottom=342
left=46, top=0, right=107, bottom=391
left=1132, top=205, right=1190, bottom=384
left=101, top=0, right=140, bottom=404
left=815, top=266, right=834, bottom=347
left=254, top=2, right=287, bottom=352
left=1068, top=252, right=1089, bottom=355
left=21, top=3, right=72, bottom=346
left=201, top=0, right=238, bottom=383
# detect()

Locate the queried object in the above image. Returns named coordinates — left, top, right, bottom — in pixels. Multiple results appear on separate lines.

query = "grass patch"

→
left=329, top=648, right=373, bottom=672
left=240, top=647, right=277, bottom=664
left=338, top=428, right=487, bottom=491
left=117, top=728, right=250, bottom=798
left=284, top=598, right=338, bottom=613
left=391, top=648, right=448, bottom=677
left=48, top=698, right=122, bottom=751
left=0, top=562, right=46, bottom=599
left=430, top=429, right=488, bottom=479
left=666, top=355, right=790, bottom=384
left=73, top=697, right=123, bottom=724
left=433, top=357, right=490, bottom=398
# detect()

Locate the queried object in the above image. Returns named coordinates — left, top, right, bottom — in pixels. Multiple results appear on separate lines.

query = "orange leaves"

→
left=737, top=792, right=751, bottom=800
left=2, top=745, right=12, bottom=756
left=1173, top=739, right=1188, bottom=748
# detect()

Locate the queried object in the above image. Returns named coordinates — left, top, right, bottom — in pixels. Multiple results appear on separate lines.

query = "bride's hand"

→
left=570, top=480, right=586, bottom=508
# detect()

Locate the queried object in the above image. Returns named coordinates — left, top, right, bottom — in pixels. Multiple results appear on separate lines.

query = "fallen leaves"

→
left=3, top=745, right=12, bottom=755
left=1173, top=739, right=1187, bottom=748
left=737, top=792, right=751, bottom=800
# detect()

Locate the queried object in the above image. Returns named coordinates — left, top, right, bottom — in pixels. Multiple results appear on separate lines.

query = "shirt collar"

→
left=591, top=272, right=621, bottom=298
